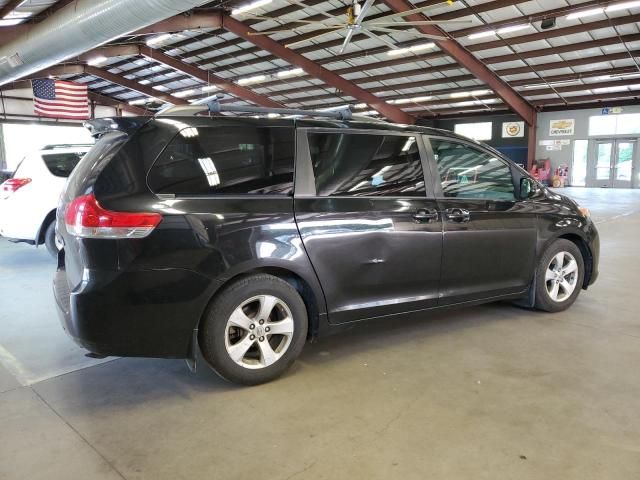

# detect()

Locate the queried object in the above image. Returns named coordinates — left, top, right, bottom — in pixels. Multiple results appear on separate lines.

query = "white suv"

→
left=0, top=144, right=91, bottom=257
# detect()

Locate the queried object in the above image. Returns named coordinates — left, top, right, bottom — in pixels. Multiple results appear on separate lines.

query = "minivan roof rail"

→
left=156, top=96, right=389, bottom=124
left=41, top=144, right=93, bottom=150
left=157, top=99, right=353, bottom=120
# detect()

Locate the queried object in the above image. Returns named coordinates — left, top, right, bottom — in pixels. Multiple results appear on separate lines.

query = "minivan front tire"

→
left=199, top=274, right=308, bottom=385
left=534, top=239, right=584, bottom=313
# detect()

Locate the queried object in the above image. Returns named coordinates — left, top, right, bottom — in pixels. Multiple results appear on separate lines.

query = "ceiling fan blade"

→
left=360, top=28, right=400, bottom=50
left=369, top=26, right=447, bottom=41
left=238, top=13, right=346, bottom=26
left=338, top=28, right=356, bottom=55
left=287, top=0, right=338, bottom=21
left=285, top=27, right=345, bottom=49
left=248, top=24, right=346, bottom=35
left=369, top=20, right=474, bottom=26
left=367, top=1, right=450, bottom=22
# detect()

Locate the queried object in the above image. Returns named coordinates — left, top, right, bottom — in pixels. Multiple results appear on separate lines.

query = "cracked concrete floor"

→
left=1, top=188, right=639, bottom=480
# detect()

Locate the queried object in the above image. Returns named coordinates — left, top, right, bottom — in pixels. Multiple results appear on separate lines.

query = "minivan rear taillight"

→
left=64, top=194, right=162, bottom=239
left=1, top=178, right=31, bottom=194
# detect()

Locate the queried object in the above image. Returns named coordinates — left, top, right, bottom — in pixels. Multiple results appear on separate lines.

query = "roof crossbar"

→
left=157, top=96, right=353, bottom=120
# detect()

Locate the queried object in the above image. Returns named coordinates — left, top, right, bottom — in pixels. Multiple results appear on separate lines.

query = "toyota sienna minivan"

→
left=54, top=106, right=599, bottom=385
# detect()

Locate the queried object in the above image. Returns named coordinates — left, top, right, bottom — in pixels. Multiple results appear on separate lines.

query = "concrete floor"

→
left=1, top=187, right=639, bottom=480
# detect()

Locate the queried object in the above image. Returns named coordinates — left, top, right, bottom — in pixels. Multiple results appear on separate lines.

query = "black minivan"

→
left=54, top=106, right=599, bottom=385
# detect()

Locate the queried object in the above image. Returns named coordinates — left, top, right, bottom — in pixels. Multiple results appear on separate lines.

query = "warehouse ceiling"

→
left=1, top=0, right=640, bottom=120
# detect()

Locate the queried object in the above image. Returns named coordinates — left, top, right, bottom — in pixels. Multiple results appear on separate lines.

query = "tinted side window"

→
left=308, top=132, right=425, bottom=197
left=148, top=126, right=294, bottom=195
left=429, top=138, right=516, bottom=201
left=42, top=152, right=85, bottom=177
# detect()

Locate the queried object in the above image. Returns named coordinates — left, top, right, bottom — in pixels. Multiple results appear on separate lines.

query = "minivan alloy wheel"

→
left=225, top=295, right=295, bottom=369
left=545, top=251, right=579, bottom=302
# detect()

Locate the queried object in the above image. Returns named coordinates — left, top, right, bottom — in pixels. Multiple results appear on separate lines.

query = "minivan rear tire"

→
left=534, top=239, right=584, bottom=313
left=199, top=274, right=308, bottom=385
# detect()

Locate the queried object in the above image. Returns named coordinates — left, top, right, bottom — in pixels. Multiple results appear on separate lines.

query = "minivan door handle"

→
left=445, top=208, right=471, bottom=223
left=412, top=209, right=439, bottom=222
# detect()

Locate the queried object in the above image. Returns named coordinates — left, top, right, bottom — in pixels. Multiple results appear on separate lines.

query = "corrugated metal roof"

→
left=3, top=0, right=639, bottom=118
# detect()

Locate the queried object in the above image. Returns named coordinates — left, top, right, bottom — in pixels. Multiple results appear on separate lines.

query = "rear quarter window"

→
left=147, top=125, right=295, bottom=196
left=42, top=152, right=87, bottom=177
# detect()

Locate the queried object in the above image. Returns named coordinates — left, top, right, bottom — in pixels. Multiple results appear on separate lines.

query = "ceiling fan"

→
left=236, top=0, right=474, bottom=54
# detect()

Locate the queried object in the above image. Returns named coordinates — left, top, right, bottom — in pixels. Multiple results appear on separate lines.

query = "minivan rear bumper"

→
left=53, top=263, right=220, bottom=359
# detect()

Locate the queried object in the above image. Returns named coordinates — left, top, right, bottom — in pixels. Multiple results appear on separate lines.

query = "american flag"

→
left=32, top=79, right=89, bottom=120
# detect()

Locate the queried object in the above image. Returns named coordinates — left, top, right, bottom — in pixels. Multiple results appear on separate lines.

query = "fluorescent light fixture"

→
left=202, top=85, right=219, bottom=92
left=87, top=56, right=108, bottom=67
left=450, top=90, right=489, bottom=99
left=452, top=100, right=481, bottom=107
left=277, top=68, right=304, bottom=78
left=129, top=99, right=149, bottom=106
left=173, top=89, right=196, bottom=98
left=359, top=110, right=379, bottom=116
left=139, top=79, right=151, bottom=85
left=232, top=0, right=273, bottom=15
left=0, top=9, right=32, bottom=26
left=238, top=74, right=266, bottom=85
left=353, top=103, right=368, bottom=109
left=497, top=24, right=531, bottom=34
left=599, top=72, right=640, bottom=80
left=389, top=95, right=433, bottom=104
left=468, top=30, right=496, bottom=40
left=524, top=80, right=581, bottom=88
left=606, top=1, right=640, bottom=12
left=566, top=8, right=604, bottom=20
left=146, top=33, right=173, bottom=47
left=0, top=18, right=26, bottom=26
left=593, top=85, right=629, bottom=93
left=387, top=42, right=435, bottom=56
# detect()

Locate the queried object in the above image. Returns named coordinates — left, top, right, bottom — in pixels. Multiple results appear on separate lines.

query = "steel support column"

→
left=527, top=121, right=537, bottom=171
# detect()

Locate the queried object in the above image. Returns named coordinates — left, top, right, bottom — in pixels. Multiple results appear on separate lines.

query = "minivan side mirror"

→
left=519, top=177, right=536, bottom=199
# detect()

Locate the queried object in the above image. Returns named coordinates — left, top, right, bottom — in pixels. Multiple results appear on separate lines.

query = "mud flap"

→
left=185, top=328, right=198, bottom=373
left=512, top=276, right=536, bottom=309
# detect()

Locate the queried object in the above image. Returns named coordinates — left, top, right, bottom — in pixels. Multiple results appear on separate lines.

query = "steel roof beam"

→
left=131, top=12, right=221, bottom=35
left=97, top=11, right=640, bottom=98
left=220, top=14, right=415, bottom=124
left=84, top=65, right=188, bottom=106
left=107, top=30, right=640, bottom=101
left=170, top=0, right=530, bottom=63
left=87, top=91, right=149, bottom=116
left=383, top=0, right=534, bottom=125
left=276, top=50, right=640, bottom=106
left=138, top=45, right=283, bottom=108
